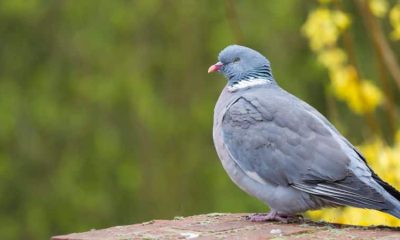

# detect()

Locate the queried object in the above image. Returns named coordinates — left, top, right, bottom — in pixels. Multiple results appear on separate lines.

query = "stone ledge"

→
left=51, top=213, right=400, bottom=240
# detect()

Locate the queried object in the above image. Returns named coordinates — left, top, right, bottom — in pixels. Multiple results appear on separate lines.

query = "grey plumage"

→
left=210, top=45, right=400, bottom=220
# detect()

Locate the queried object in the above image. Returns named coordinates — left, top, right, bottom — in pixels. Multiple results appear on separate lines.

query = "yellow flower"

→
left=330, top=65, right=358, bottom=99
left=317, top=47, right=347, bottom=70
left=332, top=10, right=351, bottom=30
left=346, top=80, right=365, bottom=113
left=390, top=4, right=400, bottom=40
left=302, top=8, right=350, bottom=51
left=359, top=80, right=382, bottom=113
left=345, top=80, right=382, bottom=114
left=330, top=66, right=382, bottom=114
left=369, top=0, right=389, bottom=18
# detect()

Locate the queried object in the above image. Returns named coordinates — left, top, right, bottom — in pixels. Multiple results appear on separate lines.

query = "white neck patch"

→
left=227, top=78, right=271, bottom=92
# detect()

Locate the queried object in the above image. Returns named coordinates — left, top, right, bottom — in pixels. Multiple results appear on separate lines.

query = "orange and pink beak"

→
left=208, top=62, right=223, bottom=73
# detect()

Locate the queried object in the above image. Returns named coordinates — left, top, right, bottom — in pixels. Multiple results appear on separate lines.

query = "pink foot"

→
left=246, top=210, right=303, bottom=223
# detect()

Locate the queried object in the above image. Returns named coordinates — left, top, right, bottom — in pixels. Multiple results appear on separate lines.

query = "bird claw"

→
left=246, top=213, right=270, bottom=222
left=246, top=211, right=303, bottom=223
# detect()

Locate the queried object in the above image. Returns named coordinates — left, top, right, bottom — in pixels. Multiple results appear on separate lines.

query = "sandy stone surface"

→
left=51, top=213, right=400, bottom=240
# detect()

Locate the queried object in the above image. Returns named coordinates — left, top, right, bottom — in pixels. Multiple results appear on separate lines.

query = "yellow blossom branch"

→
left=341, top=29, right=382, bottom=139
left=354, top=0, right=398, bottom=141
left=311, top=1, right=383, bottom=137
left=355, top=0, right=400, bottom=91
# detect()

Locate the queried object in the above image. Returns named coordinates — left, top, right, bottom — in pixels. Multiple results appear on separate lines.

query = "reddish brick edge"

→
left=51, top=213, right=400, bottom=240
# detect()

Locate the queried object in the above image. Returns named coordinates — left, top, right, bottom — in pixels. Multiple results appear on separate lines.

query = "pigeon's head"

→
left=208, top=45, right=273, bottom=82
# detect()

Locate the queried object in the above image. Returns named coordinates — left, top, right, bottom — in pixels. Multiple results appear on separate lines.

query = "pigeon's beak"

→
left=208, top=62, right=223, bottom=73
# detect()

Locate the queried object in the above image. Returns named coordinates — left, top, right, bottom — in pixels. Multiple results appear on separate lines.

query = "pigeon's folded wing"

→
left=221, top=88, right=387, bottom=208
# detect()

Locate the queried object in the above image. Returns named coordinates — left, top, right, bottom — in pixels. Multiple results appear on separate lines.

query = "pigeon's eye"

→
left=233, top=57, right=240, bottom=63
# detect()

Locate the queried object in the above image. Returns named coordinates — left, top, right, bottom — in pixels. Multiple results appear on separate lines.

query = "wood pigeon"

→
left=209, top=45, right=400, bottom=222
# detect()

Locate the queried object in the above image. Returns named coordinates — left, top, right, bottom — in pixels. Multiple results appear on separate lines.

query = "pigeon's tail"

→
left=354, top=149, right=400, bottom=219
left=374, top=174, right=400, bottom=219
left=384, top=197, right=400, bottom=219
left=387, top=208, right=400, bottom=219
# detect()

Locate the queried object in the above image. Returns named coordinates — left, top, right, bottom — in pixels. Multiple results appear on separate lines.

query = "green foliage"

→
left=0, top=0, right=384, bottom=239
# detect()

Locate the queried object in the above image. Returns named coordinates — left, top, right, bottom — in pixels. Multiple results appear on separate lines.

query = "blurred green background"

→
left=1, top=0, right=398, bottom=239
